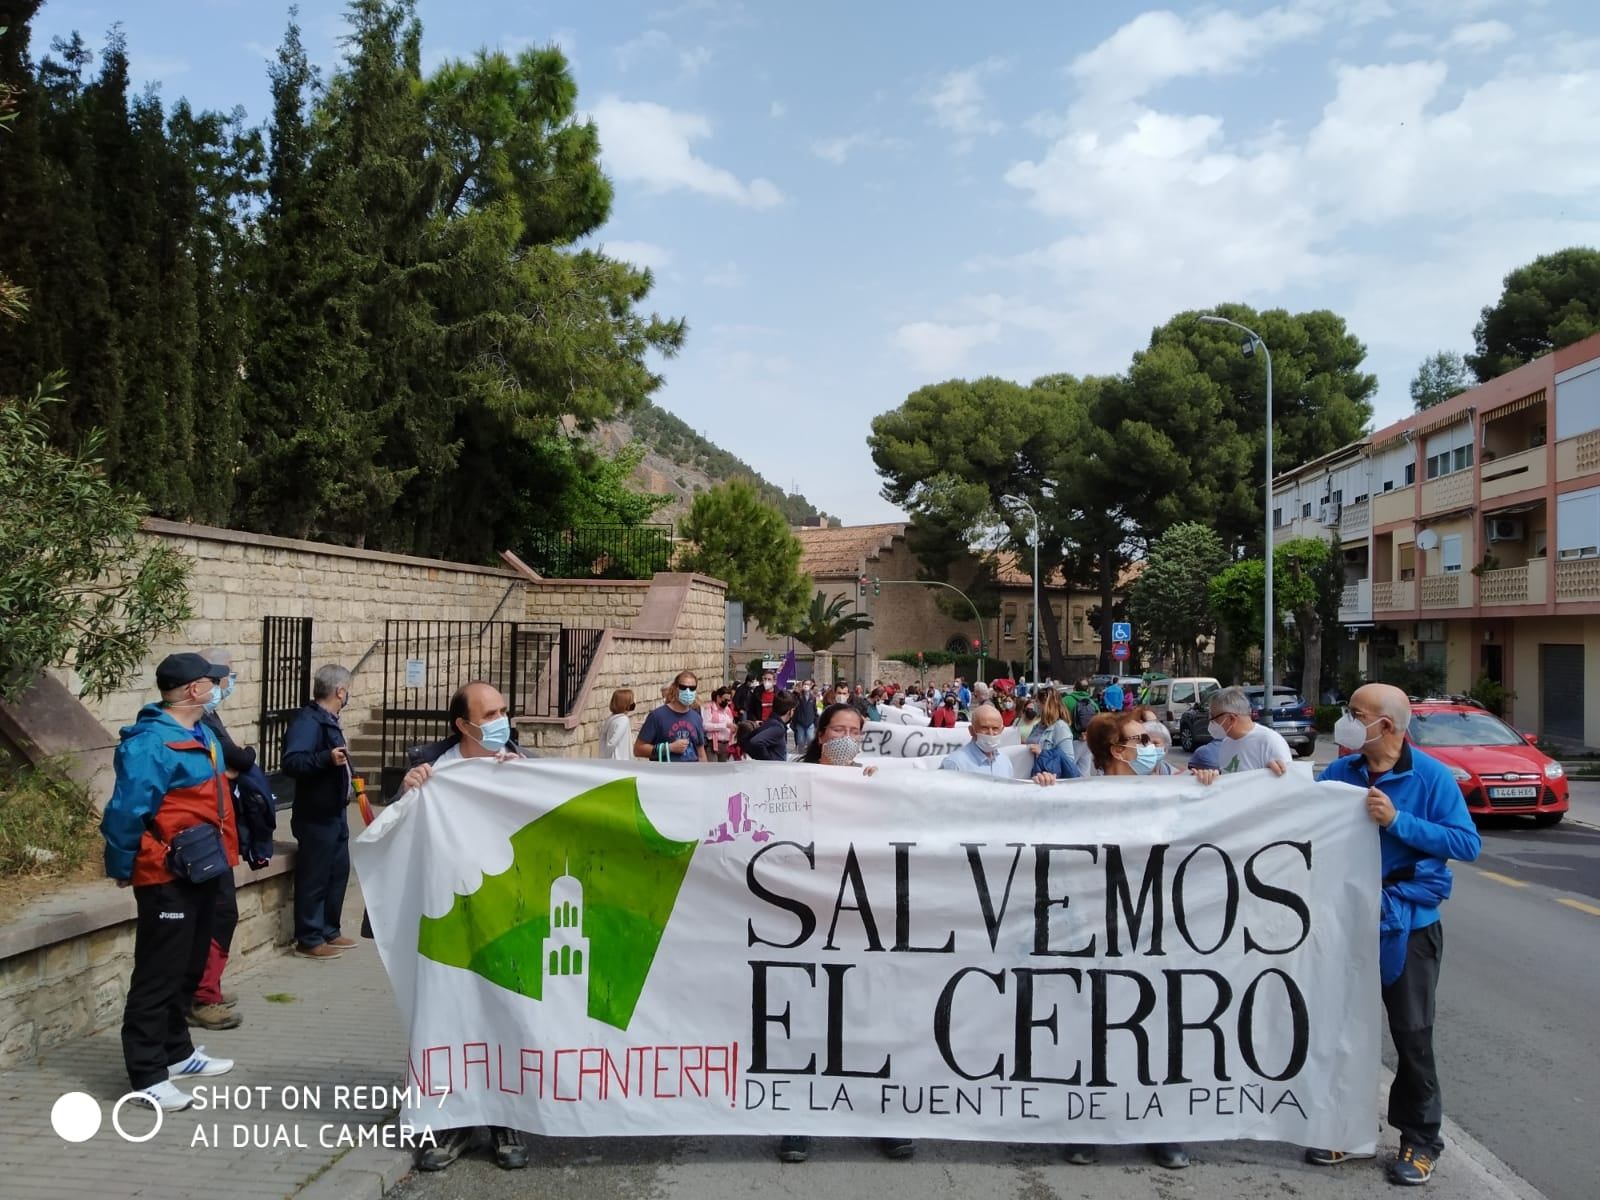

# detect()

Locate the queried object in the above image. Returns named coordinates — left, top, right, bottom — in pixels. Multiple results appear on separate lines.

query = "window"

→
left=1405, top=463, right=1416, bottom=486
left=1557, top=487, right=1600, bottom=560
left=1425, top=421, right=1474, bottom=479
left=1441, top=534, right=1463, bottom=574
left=1172, top=682, right=1194, bottom=705
left=1302, top=502, right=1312, bottom=519
left=1399, top=545, right=1416, bottom=581
left=1555, top=358, right=1600, bottom=441
left=1332, top=489, right=1343, bottom=504
left=1072, top=617, right=1084, bottom=641
left=1148, top=685, right=1168, bottom=705
left=1273, top=507, right=1284, bottom=528
left=1003, top=607, right=1016, bottom=638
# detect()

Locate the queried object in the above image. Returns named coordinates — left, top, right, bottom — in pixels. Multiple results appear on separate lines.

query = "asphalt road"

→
left=385, top=757, right=1600, bottom=1200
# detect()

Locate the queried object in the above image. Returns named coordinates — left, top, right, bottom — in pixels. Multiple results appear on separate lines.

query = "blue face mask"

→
left=202, top=683, right=224, bottom=712
left=678, top=688, right=697, bottom=706
left=1132, top=744, right=1165, bottom=775
left=471, top=715, right=511, bottom=752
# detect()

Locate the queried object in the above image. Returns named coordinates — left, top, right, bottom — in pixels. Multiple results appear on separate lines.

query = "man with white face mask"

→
left=939, top=704, right=1056, bottom=785
left=1308, top=684, right=1480, bottom=1186
left=1205, top=686, right=1291, bottom=776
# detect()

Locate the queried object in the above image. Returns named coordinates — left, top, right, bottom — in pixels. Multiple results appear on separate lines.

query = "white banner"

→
left=858, top=719, right=1021, bottom=759
left=353, top=761, right=1379, bottom=1149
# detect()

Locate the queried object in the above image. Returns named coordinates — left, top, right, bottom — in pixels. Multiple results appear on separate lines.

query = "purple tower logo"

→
left=704, top=791, right=775, bottom=845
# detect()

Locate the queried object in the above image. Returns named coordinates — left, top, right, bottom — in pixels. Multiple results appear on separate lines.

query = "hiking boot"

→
left=168, top=1046, right=234, bottom=1078
left=877, top=1138, right=915, bottom=1160
left=1387, top=1145, right=1437, bottom=1186
left=1306, top=1147, right=1378, bottom=1166
left=187, top=1003, right=242, bottom=1031
left=220, top=991, right=240, bottom=1008
left=416, top=1126, right=477, bottom=1172
left=491, top=1126, right=528, bottom=1169
left=1151, top=1143, right=1190, bottom=1169
left=778, top=1135, right=811, bottom=1163
left=294, top=943, right=342, bottom=960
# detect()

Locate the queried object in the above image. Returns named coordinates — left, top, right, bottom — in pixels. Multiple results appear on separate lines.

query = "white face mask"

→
left=974, top=732, right=1002, bottom=753
left=1334, top=712, right=1386, bottom=749
left=1208, top=718, right=1231, bottom=742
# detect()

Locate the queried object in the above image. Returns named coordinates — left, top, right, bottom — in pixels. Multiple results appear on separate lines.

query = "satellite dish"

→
left=1416, top=529, right=1439, bottom=552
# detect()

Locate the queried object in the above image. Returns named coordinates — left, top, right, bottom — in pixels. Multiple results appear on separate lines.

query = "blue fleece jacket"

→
left=1319, top=741, right=1481, bottom=936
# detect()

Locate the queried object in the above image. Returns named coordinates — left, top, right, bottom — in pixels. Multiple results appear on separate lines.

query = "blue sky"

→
left=29, top=0, right=1600, bottom=525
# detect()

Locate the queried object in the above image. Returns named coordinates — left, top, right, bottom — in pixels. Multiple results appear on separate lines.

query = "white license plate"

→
left=1489, top=786, right=1538, bottom=799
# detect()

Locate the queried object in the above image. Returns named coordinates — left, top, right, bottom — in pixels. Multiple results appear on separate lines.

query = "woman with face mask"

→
left=703, top=687, right=737, bottom=763
left=1015, top=699, right=1042, bottom=742
left=1085, top=712, right=1179, bottom=777
left=782, top=703, right=903, bottom=1167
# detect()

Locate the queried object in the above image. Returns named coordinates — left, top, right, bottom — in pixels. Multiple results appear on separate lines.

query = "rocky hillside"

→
left=590, top=403, right=830, bottom=528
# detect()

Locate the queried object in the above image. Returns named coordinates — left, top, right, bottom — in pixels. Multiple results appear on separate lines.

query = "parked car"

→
left=1178, top=685, right=1317, bottom=758
left=1345, top=701, right=1568, bottom=826
left=1141, top=677, right=1221, bottom=735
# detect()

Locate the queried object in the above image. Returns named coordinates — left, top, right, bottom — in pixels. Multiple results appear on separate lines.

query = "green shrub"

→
left=1467, top=673, right=1516, bottom=717
left=0, top=758, right=100, bottom=879
left=1313, top=704, right=1341, bottom=734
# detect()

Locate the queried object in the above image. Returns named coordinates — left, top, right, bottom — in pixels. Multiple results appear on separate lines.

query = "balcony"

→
left=1555, top=558, right=1600, bottom=602
left=1339, top=579, right=1372, bottom=623
left=1338, top=500, right=1370, bottom=542
left=1420, top=470, right=1474, bottom=517
left=1479, top=560, right=1548, bottom=607
left=1373, top=579, right=1415, bottom=612
left=1480, top=446, right=1548, bottom=502
left=1420, top=574, right=1464, bottom=609
left=1557, top=431, right=1600, bottom=482
left=1374, top=486, right=1414, bottom=527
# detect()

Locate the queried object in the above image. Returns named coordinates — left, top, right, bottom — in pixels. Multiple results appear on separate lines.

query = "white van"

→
left=1142, top=677, right=1220, bottom=734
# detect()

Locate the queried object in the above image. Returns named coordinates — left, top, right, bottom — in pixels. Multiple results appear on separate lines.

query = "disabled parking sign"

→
left=1111, top=621, right=1132, bottom=643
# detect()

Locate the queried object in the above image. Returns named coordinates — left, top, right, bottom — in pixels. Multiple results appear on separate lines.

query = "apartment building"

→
left=1270, top=330, right=1600, bottom=745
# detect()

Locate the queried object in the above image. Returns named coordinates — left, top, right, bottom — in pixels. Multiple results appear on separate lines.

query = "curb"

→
left=294, top=1146, right=413, bottom=1200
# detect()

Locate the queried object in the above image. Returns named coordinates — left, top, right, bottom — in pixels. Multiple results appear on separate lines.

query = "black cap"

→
left=156, top=652, right=226, bottom=692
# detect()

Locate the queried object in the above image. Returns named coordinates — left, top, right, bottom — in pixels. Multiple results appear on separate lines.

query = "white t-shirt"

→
left=1217, top=724, right=1293, bottom=773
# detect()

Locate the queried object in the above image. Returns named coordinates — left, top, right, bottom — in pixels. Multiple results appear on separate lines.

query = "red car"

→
left=1398, top=701, right=1568, bottom=826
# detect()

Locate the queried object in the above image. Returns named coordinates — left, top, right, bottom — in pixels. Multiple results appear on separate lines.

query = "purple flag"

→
left=774, top=649, right=798, bottom=690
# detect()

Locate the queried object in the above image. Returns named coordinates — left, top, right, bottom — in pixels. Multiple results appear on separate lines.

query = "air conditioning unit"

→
left=1487, top=517, right=1524, bottom=543
left=1318, top=501, right=1341, bottom=525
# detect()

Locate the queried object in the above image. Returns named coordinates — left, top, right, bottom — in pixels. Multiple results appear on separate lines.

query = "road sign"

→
left=1111, top=641, right=1130, bottom=662
left=1111, top=621, right=1132, bottom=643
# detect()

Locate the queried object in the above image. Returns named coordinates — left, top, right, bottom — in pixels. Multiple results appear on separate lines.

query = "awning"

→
left=1413, top=408, right=1472, bottom=439
left=1482, top=390, right=1546, bottom=422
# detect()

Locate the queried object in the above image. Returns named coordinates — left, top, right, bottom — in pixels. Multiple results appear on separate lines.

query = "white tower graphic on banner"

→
left=540, top=863, right=589, bottom=1021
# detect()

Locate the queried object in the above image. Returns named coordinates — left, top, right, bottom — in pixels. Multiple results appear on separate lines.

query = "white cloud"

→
left=679, top=45, right=714, bottom=75
left=1447, top=19, right=1513, bottom=51
left=602, top=240, right=674, bottom=271
left=704, top=261, right=745, bottom=287
left=810, top=132, right=907, bottom=165
left=615, top=30, right=670, bottom=72
left=770, top=100, right=787, bottom=119
left=893, top=320, right=1002, bottom=375
left=591, top=97, right=784, bottom=209
left=922, top=59, right=1006, bottom=149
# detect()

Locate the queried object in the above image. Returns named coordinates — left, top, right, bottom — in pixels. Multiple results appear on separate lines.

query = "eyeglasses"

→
left=1116, top=733, right=1155, bottom=746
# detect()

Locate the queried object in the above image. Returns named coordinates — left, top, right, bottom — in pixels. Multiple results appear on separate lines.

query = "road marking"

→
left=1556, top=897, right=1600, bottom=917
left=1476, top=869, right=1529, bottom=889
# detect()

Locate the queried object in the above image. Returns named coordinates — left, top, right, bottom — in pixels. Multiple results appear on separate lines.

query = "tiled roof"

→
left=794, top=522, right=908, bottom=578
left=985, top=550, right=1070, bottom=589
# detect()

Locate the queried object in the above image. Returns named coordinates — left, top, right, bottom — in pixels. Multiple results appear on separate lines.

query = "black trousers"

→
left=1383, top=921, right=1445, bottom=1155
left=123, top=877, right=218, bottom=1089
left=211, top=869, right=238, bottom=952
left=291, top=812, right=349, bottom=948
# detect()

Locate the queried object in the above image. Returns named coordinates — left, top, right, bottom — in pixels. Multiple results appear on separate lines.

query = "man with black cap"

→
left=100, top=652, right=241, bottom=1112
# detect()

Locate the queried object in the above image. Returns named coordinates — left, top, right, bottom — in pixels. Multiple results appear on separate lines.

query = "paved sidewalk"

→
left=0, top=886, right=413, bottom=1200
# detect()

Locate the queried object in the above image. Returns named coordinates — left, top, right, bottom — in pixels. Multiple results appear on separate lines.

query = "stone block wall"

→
left=0, top=866, right=293, bottom=1069
left=524, top=579, right=649, bottom=630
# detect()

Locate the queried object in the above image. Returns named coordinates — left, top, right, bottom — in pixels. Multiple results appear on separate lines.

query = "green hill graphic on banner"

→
left=416, top=776, right=697, bottom=1030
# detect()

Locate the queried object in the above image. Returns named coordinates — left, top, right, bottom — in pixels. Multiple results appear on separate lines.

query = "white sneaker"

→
left=137, top=1080, right=195, bottom=1111
left=168, top=1045, right=234, bottom=1078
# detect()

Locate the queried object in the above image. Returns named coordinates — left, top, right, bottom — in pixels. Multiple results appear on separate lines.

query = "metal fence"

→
left=521, top=524, right=673, bottom=580
left=258, top=616, right=313, bottom=776
left=379, top=619, right=601, bottom=792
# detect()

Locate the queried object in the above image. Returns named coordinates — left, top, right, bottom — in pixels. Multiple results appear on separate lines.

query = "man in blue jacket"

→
left=282, top=663, right=357, bottom=961
left=1311, top=683, right=1481, bottom=1186
left=101, top=653, right=240, bottom=1112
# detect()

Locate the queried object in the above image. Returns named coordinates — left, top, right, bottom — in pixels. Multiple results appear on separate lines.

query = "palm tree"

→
left=790, top=590, right=872, bottom=651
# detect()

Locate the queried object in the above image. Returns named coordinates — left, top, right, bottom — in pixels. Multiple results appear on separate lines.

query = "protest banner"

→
left=352, top=761, right=1379, bottom=1150
left=858, top=720, right=1020, bottom=759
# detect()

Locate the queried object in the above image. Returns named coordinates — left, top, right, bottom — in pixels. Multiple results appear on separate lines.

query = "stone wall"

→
left=515, top=574, right=729, bottom=757
left=60, top=520, right=523, bottom=771
left=524, top=579, right=649, bottom=630
left=0, top=864, right=294, bottom=1069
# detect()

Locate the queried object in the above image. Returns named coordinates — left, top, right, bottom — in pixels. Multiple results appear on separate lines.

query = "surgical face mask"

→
left=1334, top=712, right=1385, bottom=749
left=677, top=687, right=697, bottom=706
left=974, top=733, right=1002, bottom=753
left=1208, top=718, right=1231, bottom=742
left=820, top=735, right=863, bottom=765
left=470, top=715, right=511, bottom=751
left=1133, top=744, right=1165, bottom=775
left=763, top=680, right=775, bottom=691
left=202, top=683, right=223, bottom=712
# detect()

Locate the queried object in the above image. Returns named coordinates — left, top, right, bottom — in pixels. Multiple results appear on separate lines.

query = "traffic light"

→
left=971, top=638, right=981, bottom=651
left=858, top=575, right=867, bottom=598
left=873, top=576, right=880, bottom=596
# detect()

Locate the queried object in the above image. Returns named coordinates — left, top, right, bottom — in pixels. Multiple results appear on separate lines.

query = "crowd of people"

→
left=97, top=648, right=1476, bottom=1187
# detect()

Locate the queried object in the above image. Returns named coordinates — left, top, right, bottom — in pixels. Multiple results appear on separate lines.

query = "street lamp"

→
left=1198, top=313, right=1276, bottom=708
left=1001, top=494, right=1040, bottom=688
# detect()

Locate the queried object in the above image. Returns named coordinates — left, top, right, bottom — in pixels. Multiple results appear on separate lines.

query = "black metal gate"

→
left=258, top=616, right=313, bottom=803
left=379, top=620, right=601, bottom=791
